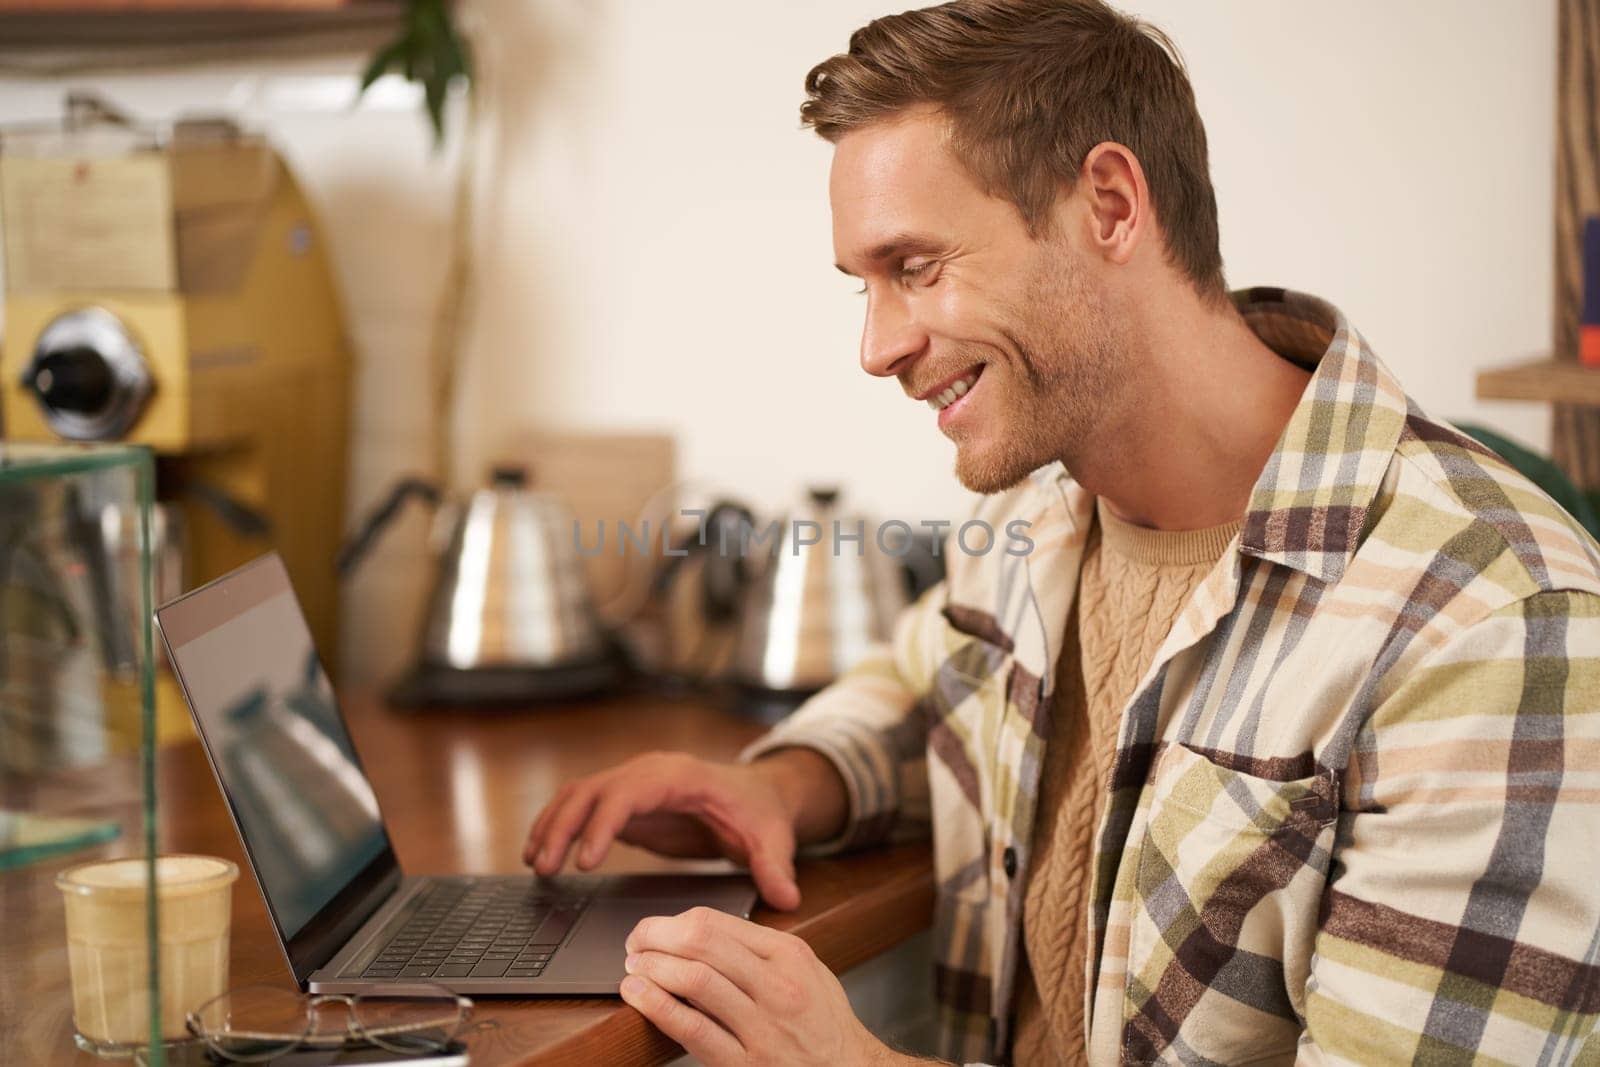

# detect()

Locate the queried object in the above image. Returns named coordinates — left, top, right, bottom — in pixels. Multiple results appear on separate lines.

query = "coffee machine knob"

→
left=22, top=307, right=154, bottom=441
left=31, top=346, right=115, bottom=413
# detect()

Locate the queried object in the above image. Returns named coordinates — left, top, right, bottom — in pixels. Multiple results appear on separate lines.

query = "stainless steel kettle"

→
left=338, top=466, right=616, bottom=704
left=729, top=487, right=912, bottom=694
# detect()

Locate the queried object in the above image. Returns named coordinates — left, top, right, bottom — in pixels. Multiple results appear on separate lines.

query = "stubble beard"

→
left=950, top=253, right=1122, bottom=495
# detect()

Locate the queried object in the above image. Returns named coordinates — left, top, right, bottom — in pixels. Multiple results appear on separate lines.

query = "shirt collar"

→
left=1232, top=286, right=1408, bottom=584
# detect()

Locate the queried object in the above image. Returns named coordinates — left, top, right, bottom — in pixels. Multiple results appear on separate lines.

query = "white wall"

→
left=1150, top=0, right=1556, bottom=451
left=0, top=1, right=1559, bottom=680
left=454, top=0, right=1557, bottom=525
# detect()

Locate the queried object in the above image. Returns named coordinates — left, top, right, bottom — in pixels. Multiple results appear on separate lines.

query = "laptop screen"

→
left=158, top=554, right=398, bottom=977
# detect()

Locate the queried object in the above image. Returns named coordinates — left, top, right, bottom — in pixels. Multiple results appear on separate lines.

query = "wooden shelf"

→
left=1475, top=358, right=1600, bottom=407
left=0, top=1, right=402, bottom=60
left=0, top=0, right=377, bottom=10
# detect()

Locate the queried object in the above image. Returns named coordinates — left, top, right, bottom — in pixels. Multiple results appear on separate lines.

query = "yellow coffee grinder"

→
left=0, top=95, right=353, bottom=745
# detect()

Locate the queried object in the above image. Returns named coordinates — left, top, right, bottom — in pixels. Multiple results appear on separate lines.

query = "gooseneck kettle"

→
left=337, top=466, right=617, bottom=705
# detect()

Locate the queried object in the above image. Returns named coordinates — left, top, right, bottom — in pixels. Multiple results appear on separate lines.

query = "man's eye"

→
left=851, top=260, right=936, bottom=295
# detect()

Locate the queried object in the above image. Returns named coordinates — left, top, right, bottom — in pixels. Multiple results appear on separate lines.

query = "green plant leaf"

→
left=423, top=69, right=448, bottom=144
left=358, top=39, right=406, bottom=91
left=357, top=0, right=471, bottom=147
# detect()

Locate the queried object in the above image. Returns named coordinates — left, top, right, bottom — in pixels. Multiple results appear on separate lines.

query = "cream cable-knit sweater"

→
left=1012, top=499, right=1242, bottom=1065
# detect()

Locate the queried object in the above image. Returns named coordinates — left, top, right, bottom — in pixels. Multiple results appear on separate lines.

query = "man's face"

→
left=830, top=108, right=1125, bottom=494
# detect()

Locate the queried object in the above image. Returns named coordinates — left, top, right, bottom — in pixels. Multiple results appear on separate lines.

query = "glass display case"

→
left=0, top=442, right=162, bottom=1060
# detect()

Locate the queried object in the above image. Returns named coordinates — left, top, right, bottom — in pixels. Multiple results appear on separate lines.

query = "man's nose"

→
left=859, top=292, right=927, bottom=378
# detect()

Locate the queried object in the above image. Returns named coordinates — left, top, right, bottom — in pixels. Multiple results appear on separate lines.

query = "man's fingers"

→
left=746, top=838, right=801, bottom=911
left=623, top=908, right=768, bottom=993
left=533, top=785, right=600, bottom=875
left=523, top=783, right=574, bottom=865
left=620, top=974, right=744, bottom=1066
left=578, top=784, right=661, bottom=871
left=625, top=950, right=757, bottom=1042
left=697, top=805, right=800, bottom=910
left=628, top=906, right=794, bottom=968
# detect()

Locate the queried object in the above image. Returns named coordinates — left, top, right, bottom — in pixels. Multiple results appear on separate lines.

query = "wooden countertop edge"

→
left=528, top=853, right=937, bottom=1067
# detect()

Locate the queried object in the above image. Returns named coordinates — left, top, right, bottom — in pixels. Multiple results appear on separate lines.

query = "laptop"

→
left=156, top=552, right=757, bottom=995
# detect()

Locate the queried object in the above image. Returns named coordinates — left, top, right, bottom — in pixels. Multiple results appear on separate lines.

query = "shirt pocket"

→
left=1120, top=742, right=1338, bottom=1066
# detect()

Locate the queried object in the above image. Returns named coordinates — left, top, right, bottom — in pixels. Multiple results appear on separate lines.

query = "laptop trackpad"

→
left=542, top=897, right=721, bottom=984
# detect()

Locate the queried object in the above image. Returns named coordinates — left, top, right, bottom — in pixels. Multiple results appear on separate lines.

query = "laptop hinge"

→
left=284, top=854, right=405, bottom=987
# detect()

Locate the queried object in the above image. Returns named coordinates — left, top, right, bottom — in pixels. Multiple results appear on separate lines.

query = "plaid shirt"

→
left=744, top=289, right=1600, bottom=1065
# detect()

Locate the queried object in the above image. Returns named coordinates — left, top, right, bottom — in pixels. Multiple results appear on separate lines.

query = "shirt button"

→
left=1003, top=846, right=1018, bottom=878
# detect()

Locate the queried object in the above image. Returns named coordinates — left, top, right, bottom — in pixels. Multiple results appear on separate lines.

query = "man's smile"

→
left=913, top=364, right=986, bottom=428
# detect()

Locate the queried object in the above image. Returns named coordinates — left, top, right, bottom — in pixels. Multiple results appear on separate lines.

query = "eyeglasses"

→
left=183, top=983, right=472, bottom=1062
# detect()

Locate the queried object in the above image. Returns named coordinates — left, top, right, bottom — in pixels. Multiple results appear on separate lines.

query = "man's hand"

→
left=621, top=906, right=929, bottom=1066
left=522, top=749, right=846, bottom=911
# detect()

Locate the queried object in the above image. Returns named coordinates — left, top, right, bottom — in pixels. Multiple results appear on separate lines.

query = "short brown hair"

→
left=802, top=0, right=1225, bottom=302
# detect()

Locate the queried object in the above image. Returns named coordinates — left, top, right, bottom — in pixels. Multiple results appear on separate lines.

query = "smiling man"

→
left=523, top=2, right=1600, bottom=1064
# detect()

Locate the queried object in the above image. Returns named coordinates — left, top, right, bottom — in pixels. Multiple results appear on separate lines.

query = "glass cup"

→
left=57, top=854, right=239, bottom=1056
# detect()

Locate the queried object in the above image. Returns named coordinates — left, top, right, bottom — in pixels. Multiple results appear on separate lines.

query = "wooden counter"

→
left=0, top=689, right=935, bottom=1065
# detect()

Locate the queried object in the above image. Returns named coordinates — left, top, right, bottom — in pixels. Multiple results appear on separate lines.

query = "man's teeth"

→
left=927, top=371, right=980, bottom=411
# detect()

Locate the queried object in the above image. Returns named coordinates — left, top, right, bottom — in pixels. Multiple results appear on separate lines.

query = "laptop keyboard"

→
left=362, top=880, right=592, bottom=980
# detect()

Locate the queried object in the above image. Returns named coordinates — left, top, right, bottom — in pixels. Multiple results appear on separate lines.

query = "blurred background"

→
left=0, top=0, right=1572, bottom=692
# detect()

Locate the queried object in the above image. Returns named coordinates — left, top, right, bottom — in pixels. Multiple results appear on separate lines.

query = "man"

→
left=524, top=1, right=1600, bottom=1063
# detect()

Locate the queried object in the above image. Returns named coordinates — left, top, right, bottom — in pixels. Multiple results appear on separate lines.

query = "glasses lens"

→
left=352, top=984, right=470, bottom=1054
left=188, top=985, right=311, bottom=1063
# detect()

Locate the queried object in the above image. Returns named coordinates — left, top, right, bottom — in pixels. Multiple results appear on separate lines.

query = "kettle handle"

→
left=647, top=500, right=757, bottom=623
left=335, top=477, right=442, bottom=576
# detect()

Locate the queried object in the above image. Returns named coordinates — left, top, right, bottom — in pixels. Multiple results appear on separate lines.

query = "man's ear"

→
left=1077, top=142, right=1148, bottom=267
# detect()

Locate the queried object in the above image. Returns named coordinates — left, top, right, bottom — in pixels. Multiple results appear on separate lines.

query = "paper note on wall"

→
left=0, top=153, right=176, bottom=293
